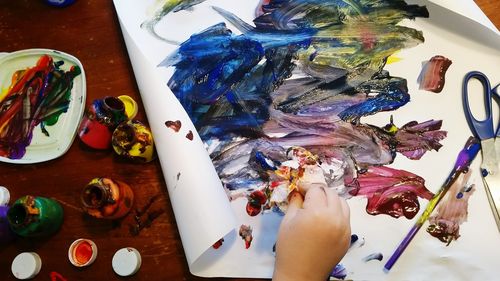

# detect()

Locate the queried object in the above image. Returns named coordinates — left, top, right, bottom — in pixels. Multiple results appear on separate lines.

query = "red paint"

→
left=78, top=117, right=113, bottom=149
left=74, top=240, right=93, bottom=264
left=245, top=190, right=267, bottom=216
left=212, top=238, right=224, bottom=249
left=186, top=130, right=193, bottom=140
left=50, top=271, right=67, bottom=281
left=165, top=120, right=181, bottom=132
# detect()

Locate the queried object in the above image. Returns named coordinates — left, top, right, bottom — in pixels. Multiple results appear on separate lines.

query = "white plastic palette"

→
left=0, top=49, right=86, bottom=164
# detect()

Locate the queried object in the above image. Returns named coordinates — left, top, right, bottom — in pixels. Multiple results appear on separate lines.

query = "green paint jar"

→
left=7, top=195, right=64, bottom=237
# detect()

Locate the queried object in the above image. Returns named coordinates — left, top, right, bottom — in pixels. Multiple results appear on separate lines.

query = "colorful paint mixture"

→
left=427, top=170, right=475, bottom=244
left=0, top=55, right=81, bottom=159
left=239, top=224, right=253, bottom=249
left=158, top=0, right=448, bottom=221
left=418, top=55, right=452, bottom=93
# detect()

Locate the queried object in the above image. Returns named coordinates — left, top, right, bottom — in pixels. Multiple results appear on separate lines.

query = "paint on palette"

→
left=426, top=170, right=474, bottom=244
left=156, top=1, right=450, bottom=220
left=362, top=252, right=383, bottom=262
left=239, top=224, right=253, bottom=249
left=418, top=55, right=452, bottom=93
left=165, top=120, right=181, bottom=132
left=0, top=55, right=81, bottom=159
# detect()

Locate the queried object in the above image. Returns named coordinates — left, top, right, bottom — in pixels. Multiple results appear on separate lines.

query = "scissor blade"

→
left=482, top=172, right=500, bottom=232
left=480, top=138, right=499, bottom=174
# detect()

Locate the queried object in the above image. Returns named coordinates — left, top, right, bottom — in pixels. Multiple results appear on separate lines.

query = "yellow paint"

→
left=386, top=53, right=402, bottom=64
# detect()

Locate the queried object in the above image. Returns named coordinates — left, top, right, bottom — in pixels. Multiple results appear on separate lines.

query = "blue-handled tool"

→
left=462, top=70, right=500, bottom=232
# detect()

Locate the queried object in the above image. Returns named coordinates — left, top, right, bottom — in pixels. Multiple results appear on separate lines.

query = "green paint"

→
left=7, top=195, right=64, bottom=237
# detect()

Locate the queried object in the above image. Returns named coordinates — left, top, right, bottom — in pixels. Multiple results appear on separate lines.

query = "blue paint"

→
left=44, top=0, right=76, bottom=7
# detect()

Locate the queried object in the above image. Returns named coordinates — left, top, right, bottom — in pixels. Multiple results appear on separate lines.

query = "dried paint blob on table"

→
left=0, top=54, right=81, bottom=160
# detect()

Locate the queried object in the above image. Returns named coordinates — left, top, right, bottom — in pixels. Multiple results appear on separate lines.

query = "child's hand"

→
left=273, top=186, right=351, bottom=281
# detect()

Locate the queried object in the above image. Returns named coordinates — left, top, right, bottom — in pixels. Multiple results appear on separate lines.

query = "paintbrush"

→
left=383, top=137, right=480, bottom=272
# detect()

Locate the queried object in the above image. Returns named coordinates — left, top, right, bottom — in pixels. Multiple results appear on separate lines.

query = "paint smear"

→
left=141, top=0, right=208, bottom=44
left=352, top=166, right=434, bottom=219
left=159, top=1, right=445, bottom=221
left=330, top=263, right=347, bottom=280
left=50, top=272, right=67, bottom=281
left=239, top=224, right=253, bottom=249
left=165, top=120, right=181, bottom=132
left=0, top=55, right=81, bottom=159
left=362, top=252, right=383, bottom=262
left=426, top=170, right=474, bottom=244
left=418, top=55, right=452, bottom=93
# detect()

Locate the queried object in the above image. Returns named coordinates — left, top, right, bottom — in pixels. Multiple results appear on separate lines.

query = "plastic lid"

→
left=11, top=252, right=42, bottom=280
left=117, top=95, right=138, bottom=120
left=112, top=247, right=142, bottom=277
left=0, top=186, right=10, bottom=206
left=68, top=238, right=98, bottom=267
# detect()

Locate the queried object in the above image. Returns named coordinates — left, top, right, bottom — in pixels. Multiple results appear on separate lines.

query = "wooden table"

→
left=0, top=1, right=498, bottom=280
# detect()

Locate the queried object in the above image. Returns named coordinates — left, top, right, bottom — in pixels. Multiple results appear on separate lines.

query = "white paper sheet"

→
left=114, top=0, right=500, bottom=279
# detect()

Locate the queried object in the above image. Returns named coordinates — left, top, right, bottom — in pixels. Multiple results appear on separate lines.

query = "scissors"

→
left=462, top=70, right=500, bottom=232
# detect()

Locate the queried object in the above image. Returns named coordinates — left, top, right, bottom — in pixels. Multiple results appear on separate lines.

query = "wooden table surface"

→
left=0, top=1, right=498, bottom=280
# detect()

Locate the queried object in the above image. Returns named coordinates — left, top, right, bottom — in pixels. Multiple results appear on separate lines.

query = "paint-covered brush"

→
left=383, top=137, right=480, bottom=272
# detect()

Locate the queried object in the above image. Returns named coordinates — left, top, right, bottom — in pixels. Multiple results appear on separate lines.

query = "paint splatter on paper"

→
left=426, top=170, right=474, bottom=244
left=239, top=224, right=253, bottom=249
left=158, top=1, right=446, bottom=222
left=0, top=55, right=80, bottom=159
left=362, top=252, right=383, bottom=262
left=418, top=55, right=452, bottom=93
left=330, top=263, right=348, bottom=280
left=165, top=120, right=181, bottom=132
left=186, top=130, right=193, bottom=140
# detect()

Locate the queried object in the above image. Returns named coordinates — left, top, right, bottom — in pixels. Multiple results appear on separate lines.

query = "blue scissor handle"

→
left=463, top=71, right=496, bottom=140
left=493, top=83, right=500, bottom=138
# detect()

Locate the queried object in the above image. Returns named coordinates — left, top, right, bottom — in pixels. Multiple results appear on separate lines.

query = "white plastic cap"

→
left=11, top=252, right=42, bottom=280
left=0, top=186, right=10, bottom=206
left=112, top=247, right=142, bottom=277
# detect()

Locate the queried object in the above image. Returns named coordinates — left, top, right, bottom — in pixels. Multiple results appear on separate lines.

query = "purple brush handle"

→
left=384, top=225, right=420, bottom=271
